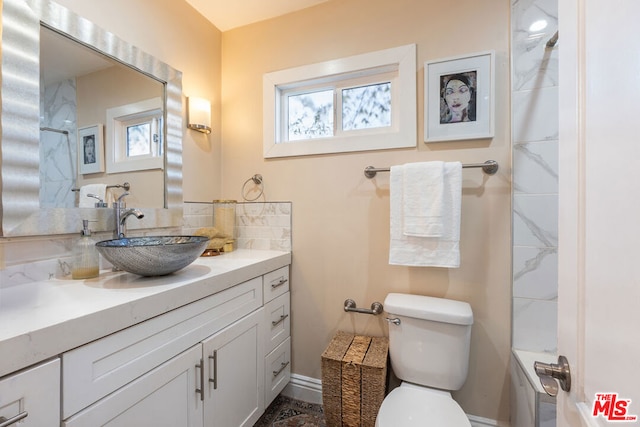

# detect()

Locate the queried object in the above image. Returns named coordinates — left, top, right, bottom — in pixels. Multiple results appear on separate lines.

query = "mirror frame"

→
left=1, top=0, right=183, bottom=236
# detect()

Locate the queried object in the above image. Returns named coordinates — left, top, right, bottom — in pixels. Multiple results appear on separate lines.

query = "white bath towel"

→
left=403, top=161, right=445, bottom=237
left=79, top=184, right=107, bottom=208
left=389, top=162, right=462, bottom=268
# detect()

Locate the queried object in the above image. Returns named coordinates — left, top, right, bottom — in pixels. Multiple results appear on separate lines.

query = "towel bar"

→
left=364, top=160, right=498, bottom=178
left=72, top=182, right=131, bottom=192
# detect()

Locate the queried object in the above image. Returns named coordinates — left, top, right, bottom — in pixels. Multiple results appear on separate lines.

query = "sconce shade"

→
left=188, top=96, right=212, bottom=134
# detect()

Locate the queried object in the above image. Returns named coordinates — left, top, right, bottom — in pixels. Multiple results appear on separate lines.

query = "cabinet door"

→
left=203, top=308, right=264, bottom=427
left=0, top=359, right=60, bottom=427
left=63, top=345, right=203, bottom=427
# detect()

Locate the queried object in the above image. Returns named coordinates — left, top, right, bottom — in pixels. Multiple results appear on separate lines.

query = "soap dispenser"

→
left=72, top=220, right=100, bottom=279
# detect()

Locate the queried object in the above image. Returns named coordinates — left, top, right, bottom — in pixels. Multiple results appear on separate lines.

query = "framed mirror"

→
left=1, top=0, right=183, bottom=236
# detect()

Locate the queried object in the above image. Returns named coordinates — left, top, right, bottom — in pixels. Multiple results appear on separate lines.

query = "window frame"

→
left=263, top=44, right=416, bottom=158
left=106, top=97, right=164, bottom=173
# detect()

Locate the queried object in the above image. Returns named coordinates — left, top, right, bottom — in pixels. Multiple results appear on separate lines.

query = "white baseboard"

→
left=281, top=374, right=323, bottom=405
left=282, top=375, right=508, bottom=427
left=468, top=414, right=510, bottom=427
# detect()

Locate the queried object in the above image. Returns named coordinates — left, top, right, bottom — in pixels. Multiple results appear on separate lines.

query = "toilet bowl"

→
left=375, top=293, right=473, bottom=427
left=375, top=383, right=470, bottom=427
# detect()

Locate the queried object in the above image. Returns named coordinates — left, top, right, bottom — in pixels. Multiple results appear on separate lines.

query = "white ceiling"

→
left=184, top=0, right=330, bottom=32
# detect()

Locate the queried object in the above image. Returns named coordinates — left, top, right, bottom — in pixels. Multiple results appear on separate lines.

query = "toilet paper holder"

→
left=344, top=299, right=384, bottom=315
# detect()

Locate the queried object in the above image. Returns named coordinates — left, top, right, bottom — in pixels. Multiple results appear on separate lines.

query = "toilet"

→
left=376, top=293, right=474, bottom=427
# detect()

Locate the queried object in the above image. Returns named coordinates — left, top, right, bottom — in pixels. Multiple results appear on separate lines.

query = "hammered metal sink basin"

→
left=96, top=236, right=210, bottom=276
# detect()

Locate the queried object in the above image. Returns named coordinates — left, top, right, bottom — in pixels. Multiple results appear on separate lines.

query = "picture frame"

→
left=78, top=124, right=104, bottom=174
left=424, top=50, right=495, bottom=142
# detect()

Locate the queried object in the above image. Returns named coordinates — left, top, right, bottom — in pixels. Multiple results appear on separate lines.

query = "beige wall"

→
left=221, top=0, right=512, bottom=422
left=28, top=0, right=511, bottom=421
left=56, top=0, right=223, bottom=203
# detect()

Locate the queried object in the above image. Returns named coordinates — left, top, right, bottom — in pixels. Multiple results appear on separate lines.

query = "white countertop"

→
left=0, top=249, right=291, bottom=378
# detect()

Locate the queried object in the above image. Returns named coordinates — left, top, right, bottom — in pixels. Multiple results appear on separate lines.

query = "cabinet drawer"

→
left=63, top=277, right=262, bottom=418
left=264, top=292, right=290, bottom=354
left=265, top=337, right=291, bottom=406
left=263, top=266, right=289, bottom=303
left=0, top=359, right=60, bottom=427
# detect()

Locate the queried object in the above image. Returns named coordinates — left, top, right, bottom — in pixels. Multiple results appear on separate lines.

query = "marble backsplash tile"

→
left=1, top=201, right=292, bottom=288
left=183, top=201, right=292, bottom=252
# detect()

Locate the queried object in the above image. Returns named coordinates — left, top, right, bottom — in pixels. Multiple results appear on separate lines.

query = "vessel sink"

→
left=96, top=236, right=210, bottom=276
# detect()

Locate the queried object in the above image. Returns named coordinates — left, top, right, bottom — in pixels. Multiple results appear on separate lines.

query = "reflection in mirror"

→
left=1, top=0, right=183, bottom=236
left=40, top=26, right=165, bottom=209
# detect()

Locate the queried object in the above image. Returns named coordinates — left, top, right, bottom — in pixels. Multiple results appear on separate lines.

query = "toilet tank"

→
left=384, top=293, right=473, bottom=391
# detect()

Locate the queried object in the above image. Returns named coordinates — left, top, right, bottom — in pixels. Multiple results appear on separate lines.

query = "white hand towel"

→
left=403, top=161, right=444, bottom=237
left=79, top=184, right=107, bottom=208
left=389, top=162, right=462, bottom=268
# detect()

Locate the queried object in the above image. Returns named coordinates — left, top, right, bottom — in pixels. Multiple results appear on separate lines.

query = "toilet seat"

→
left=375, top=383, right=471, bottom=427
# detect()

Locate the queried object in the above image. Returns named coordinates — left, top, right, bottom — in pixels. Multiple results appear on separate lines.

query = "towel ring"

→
left=242, top=174, right=264, bottom=201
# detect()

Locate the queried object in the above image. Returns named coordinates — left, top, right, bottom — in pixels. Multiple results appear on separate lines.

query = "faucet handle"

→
left=117, top=191, right=130, bottom=202
left=87, top=193, right=108, bottom=208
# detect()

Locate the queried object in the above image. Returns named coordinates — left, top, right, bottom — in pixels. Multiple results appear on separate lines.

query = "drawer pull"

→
left=195, top=359, right=205, bottom=401
left=209, top=351, right=218, bottom=390
left=0, top=412, right=29, bottom=427
left=271, top=277, right=288, bottom=288
left=273, top=361, right=290, bottom=377
left=272, top=313, right=289, bottom=327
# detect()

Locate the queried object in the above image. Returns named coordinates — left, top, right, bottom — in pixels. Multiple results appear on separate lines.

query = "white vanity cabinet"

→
left=0, top=359, right=60, bottom=427
left=262, top=266, right=291, bottom=405
left=202, top=308, right=264, bottom=427
left=60, top=263, right=291, bottom=426
left=63, top=345, right=203, bottom=427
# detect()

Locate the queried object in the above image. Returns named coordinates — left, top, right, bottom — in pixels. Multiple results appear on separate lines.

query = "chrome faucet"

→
left=113, top=192, right=144, bottom=238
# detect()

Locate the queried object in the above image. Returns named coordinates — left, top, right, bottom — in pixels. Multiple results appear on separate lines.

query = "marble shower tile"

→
left=512, top=86, right=559, bottom=143
left=513, top=297, right=558, bottom=353
left=512, top=0, right=558, bottom=91
left=513, top=140, right=558, bottom=194
left=513, top=246, right=558, bottom=300
left=513, top=194, right=558, bottom=247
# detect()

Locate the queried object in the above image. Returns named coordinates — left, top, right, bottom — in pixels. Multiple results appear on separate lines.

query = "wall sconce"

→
left=187, top=96, right=212, bottom=134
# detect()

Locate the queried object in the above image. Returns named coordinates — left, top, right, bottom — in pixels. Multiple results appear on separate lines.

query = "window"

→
left=106, top=98, right=164, bottom=173
left=263, top=44, right=416, bottom=158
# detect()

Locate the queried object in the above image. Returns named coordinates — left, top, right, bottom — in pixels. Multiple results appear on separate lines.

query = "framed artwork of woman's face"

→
left=425, top=51, right=495, bottom=142
left=78, top=124, right=104, bottom=174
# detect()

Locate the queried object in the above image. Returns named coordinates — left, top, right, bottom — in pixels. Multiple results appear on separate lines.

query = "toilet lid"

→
left=375, top=384, right=471, bottom=427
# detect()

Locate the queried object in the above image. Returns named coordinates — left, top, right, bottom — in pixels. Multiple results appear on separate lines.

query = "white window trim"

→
left=263, top=44, right=416, bottom=158
left=106, top=97, right=164, bottom=173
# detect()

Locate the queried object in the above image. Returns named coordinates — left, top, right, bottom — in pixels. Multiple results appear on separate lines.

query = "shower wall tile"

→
left=512, top=87, right=559, bottom=143
left=513, top=246, right=558, bottom=300
left=513, top=140, right=558, bottom=194
left=513, top=297, right=558, bottom=353
left=512, top=0, right=558, bottom=91
left=511, top=0, right=558, bottom=355
left=40, top=78, right=77, bottom=208
left=513, top=194, right=558, bottom=247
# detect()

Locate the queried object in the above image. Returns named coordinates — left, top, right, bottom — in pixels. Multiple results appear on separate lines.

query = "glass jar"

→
left=213, top=200, right=237, bottom=249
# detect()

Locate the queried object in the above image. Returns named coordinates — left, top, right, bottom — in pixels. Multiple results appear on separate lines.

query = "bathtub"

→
left=511, top=349, right=557, bottom=427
